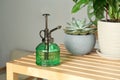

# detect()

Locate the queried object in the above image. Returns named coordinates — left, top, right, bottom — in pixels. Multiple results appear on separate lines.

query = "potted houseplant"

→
left=72, top=0, right=120, bottom=59
left=64, top=18, right=96, bottom=55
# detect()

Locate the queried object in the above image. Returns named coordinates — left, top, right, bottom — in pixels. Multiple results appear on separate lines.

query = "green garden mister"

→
left=36, top=14, right=61, bottom=67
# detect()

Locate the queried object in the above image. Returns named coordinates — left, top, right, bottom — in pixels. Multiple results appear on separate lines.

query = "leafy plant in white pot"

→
left=72, top=0, right=120, bottom=59
left=64, top=18, right=96, bottom=55
left=94, top=0, right=120, bottom=59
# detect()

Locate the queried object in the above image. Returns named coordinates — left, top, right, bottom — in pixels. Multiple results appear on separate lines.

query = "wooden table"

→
left=7, top=45, right=120, bottom=80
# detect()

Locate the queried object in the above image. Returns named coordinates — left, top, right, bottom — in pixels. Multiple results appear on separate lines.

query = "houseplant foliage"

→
left=72, top=0, right=120, bottom=24
left=64, top=18, right=96, bottom=35
left=72, top=0, right=120, bottom=59
left=64, top=18, right=96, bottom=55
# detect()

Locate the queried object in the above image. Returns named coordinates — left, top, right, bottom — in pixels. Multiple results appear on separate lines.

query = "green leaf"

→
left=73, top=0, right=78, bottom=3
left=93, top=0, right=106, bottom=20
left=107, top=0, right=120, bottom=20
left=87, top=1, right=98, bottom=26
left=72, top=0, right=89, bottom=13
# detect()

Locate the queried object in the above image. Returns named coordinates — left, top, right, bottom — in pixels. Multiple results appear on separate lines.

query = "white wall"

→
left=0, top=0, right=88, bottom=67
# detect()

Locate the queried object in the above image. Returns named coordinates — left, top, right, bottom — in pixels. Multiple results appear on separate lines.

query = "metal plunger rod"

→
left=43, top=14, right=50, bottom=38
left=43, top=14, right=50, bottom=29
left=43, top=14, right=50, bottom=60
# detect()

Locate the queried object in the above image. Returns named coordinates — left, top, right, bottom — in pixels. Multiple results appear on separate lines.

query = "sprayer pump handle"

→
left=43, top=14, right=50, bottom=16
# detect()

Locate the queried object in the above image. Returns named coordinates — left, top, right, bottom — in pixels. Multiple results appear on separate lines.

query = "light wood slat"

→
left=62, top=61, right=120, bottom=74
left=61, top=56, right=120, bottom=67
left=60, top=50, right=120, bottom=62
left=15, top=52, right=120, bottom=71
left=17, top=54, right=120, bottom=75
left=22, top=54, right=120, bottom=69
left=7, top=44, right=120, bottom=80
left=24, top=52, right=120, bottom=66
left=19, top=56, right=120, bottom=74
left=15, top=57, right=120, bottom=73
left=21, top=54, right=120, bottom=70
left=8, top=61, right=115, bottom=80
left=51, top=66, right=119, bottom=80
left=14, top=56, right=119, bottom=77
left=14, top=59, right=120, bottom=80
left=14, top=57, right=120, bottom=79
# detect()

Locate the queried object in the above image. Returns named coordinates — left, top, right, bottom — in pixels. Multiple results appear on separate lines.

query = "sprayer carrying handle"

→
left=39, top=30, right=44, bottom=39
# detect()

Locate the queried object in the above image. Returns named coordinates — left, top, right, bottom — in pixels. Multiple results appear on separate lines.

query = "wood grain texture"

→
left=6, top=44, right=120, bottom=80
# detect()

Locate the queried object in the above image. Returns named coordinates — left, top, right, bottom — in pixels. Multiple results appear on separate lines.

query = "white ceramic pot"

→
left=64, top=34, right=96, bottom=55
left=98, top=21, right=120, bottom=59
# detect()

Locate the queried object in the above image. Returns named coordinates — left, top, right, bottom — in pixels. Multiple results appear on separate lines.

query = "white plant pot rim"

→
left=98, top=20, right=120, bottom=24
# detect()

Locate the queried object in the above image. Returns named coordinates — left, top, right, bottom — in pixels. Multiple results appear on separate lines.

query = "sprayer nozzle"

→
left=49, top=26, right=62, bottom=34
left=57, top=26, right=62, bottom=29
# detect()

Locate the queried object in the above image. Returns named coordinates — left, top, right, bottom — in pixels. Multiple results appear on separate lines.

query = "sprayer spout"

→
left=49, top=26, right=62, bottom=34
